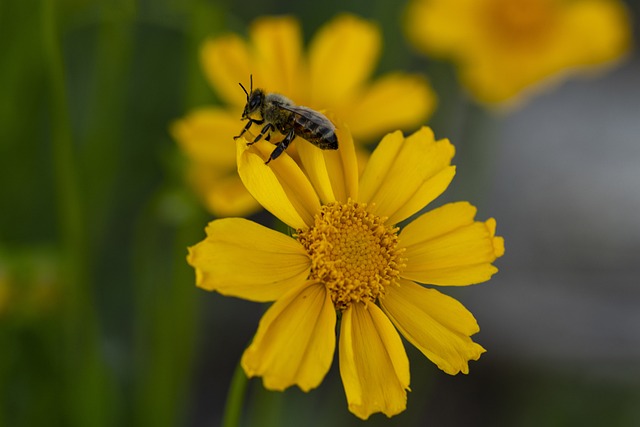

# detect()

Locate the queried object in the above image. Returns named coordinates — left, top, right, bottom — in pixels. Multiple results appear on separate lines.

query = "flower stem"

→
left=222, top=361, right=249, bottom=427
left=41, top=1, right=115, bottom=425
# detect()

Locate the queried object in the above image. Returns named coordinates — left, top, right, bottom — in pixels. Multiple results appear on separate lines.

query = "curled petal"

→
left=237, top=139, right=321, bottom=229
left=359, top=127, right=456, bottom=225
left=296, top=114, right=359, bottom=204
left=187, top=218, right=310, bottom=301
left=339, top=302, right=410, bottom=420
left=242, top=282, right=336, bottom=392
left=400, top=202, right=504, bottom=286
left=381, top=280, right=486, bottom=375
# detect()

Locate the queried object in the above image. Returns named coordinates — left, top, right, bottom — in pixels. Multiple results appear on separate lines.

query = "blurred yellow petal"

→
left=563, top=0, right=631, bottom=66
left=171, top=107, right=238, bottom=167
left=344, top=73, right=437, bottom=141
left=242, top=282, right=336, bottom=391
left=237, top=139, right=321, bottom=229
left=308, top=14, right=380, bottom=107
left=381, top=279, right=485, bottom=375
left=339, top=302, right=410, bottom=420
left=405, top=0, right=632, bottom=106
left=404, top=0, right=477, bottom=56
left=249, top=16, right=304, bottom=100
left=201, top=35, right=252, bottom=107
left=400, top=202, right=504, bottom=286
left=359, top=127, right=456, bottom=225
left=186, top=164, right=259, bottom=217
left=296, top=115, right=358, bottom=204
left=187, top=218, right=310, bottom=301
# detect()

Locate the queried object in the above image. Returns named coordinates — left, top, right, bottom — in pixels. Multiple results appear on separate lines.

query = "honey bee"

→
left=233, top=75, right=338, bottom=164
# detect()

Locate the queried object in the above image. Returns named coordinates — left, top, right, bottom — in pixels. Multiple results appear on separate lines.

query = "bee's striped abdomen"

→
left=293, top=115, right=338, bottom=150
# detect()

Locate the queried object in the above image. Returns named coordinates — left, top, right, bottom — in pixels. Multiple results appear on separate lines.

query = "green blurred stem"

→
left=222, top=362, right=249, bottom=427
left=131, top=205, right=201, bottom=427
left=84, top=0, right=134, bottom=245
left=42, top=2, right=113, bottom=426
left=42, top=0, right=83, bottom=270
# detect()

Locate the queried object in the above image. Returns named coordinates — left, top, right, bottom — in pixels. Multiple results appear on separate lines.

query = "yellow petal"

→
left=241, top=282, right=336, bottom=392
left=171, top=107, right=239, bottom=167
left=563, top=0, right=631, bottom=67
left=186, top=163, right=260, bottom=217
left=339, top=302, right=410, bottom=420
left=296, top=114, right=359, bottom=204
left=200, top=35, right=252, bottom=107
left=404, top=0, right=476, bottom=57
left=407, top=0, right=631, bottom=106
left=400, top=202, right=504, bottom=286
left=308, top=14, right=380, bottom=108
left=359, top=127, right=456, bottom=225
left=237, top=139, right=321, bottom=230
left=485, top=218, right=506, bottom=258
left=249, top=16, right=304, bottom=100
left=387, top=166, right=456, bottom=226
left=343, top=73, right=437, bottom=141
left=381, top=279, right=485, bottom=375
left=187, top=218, right=310, bottom=301
left=358, top=130, right=404, bottom=203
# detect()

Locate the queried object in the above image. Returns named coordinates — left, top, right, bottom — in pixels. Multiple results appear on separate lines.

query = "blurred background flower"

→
left=405, top=0, right=632, bottom=106
left=172, top=14, right=436, bottom=216
left=0, top=248, right=60, bottom=321
left=2, top=0, right=640, bottom=426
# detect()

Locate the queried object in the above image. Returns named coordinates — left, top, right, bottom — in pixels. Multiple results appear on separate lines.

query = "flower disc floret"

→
left=297, top=200, right=405, bottom=311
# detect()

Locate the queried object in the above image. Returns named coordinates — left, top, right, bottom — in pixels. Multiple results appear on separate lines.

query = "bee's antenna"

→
left=239, top=82, right=249, bottom=99
left=239, top=74, right=254, bottom=99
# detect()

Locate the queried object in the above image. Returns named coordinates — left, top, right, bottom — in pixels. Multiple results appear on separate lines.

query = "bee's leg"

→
left=248, top=123, right=274, bottom=146
left=265, top=129, right=295, bottom=165
left=233, top=120, right=254, bottom=140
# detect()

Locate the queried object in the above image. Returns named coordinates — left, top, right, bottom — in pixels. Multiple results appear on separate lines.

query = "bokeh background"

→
left=2, top=0, right=639, bottom=426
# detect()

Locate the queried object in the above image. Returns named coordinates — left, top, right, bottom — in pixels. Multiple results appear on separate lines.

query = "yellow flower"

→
left=172, top=14, right=436, bottom=216
left=188, top=121, right=504, bottom=419
left=405, top=0, right=631, bottom=105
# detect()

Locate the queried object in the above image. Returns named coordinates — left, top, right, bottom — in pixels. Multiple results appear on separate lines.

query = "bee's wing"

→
left=277, top=104, right=336, bottom=130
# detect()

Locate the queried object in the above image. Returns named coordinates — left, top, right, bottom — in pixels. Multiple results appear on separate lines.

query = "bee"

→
left=233, top=75, right=338, bottom=164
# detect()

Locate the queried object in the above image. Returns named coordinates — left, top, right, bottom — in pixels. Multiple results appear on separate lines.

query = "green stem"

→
left=42, top=0, right=83, bottom=267
left=222, top=361, right=249, bottom=427
left=84, top=0, right=135, bottom=248
left=42, top=2, right=114, bottom=426
left=183, top=0, right=225, bottom=108
left=131, top=197, right=201, bottom=427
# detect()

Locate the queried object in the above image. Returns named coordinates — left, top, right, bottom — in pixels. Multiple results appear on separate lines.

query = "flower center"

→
left=296, top=200, right=404, bottom=311
left=483, top=0, right=557, bottom=48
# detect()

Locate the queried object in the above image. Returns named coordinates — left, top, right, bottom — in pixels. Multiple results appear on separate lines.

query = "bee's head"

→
left=239, top=75, right=264, bottom=119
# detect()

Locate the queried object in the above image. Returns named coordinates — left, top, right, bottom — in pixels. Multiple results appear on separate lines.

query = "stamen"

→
left=297, top=200, right=405, bottom=311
